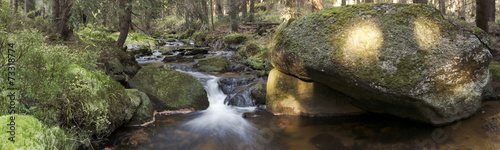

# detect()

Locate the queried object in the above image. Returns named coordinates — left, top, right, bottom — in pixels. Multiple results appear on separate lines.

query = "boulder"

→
left=271, top=3, right=492, bottom=125
left=194, top=57, right=231, bottom=72
left=483, top=61, right=500, bottom=100
left=266, top=69, right=365, bottom=117
left=162, top=55, right=195, bottom=63
left=125, top=89, right=154, bottom=125
left=251, top=81, right=267, bottom=105
left=131, top=67, right=209, bottom=110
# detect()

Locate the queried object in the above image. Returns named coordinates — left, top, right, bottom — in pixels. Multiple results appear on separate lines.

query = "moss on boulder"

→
left=131, top=67, right=209, bottom=110
left=0, top=115, right=78, bottom=150
left=125, top=89, right=154, bottom=125
left=272, top=3, right=492, bottom=125
left=195, top=57, right=231, bottom=72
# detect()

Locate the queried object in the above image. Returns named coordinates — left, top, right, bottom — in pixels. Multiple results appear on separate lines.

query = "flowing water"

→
left=104, top=47, right=500, bottom=150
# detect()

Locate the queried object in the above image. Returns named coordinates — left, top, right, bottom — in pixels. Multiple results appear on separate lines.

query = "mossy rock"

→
left=105, top=58, right=124, bottom=75
left=64, top=64, right=133, bottom=139
left=223, top=33, right=248, bottom=45
left=251, top=81, right=267, bottom=104
left=0, top=115, right=79, bottom=150
left=131, top=67, right=209, bottom=110
left=125, top=89, right=154, bottom=125
left=195, top=57, right=231, bottom=72
left=272, top=3, right=492, bottom=125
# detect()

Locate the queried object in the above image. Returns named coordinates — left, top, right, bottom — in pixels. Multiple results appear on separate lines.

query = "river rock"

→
left=125, top=89, right=154, bottom=125
left=272, top=3, right=492, bottom=125
left=131, top=67, right=209, bottom=110
left=251, top=81, right=267, bottom=105
left=194, top=57, right=231, bottom=72
left=266, top=69, right=365, bottom=117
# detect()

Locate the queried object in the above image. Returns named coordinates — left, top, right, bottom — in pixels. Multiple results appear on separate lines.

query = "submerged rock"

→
left=266, top=69, right=366, bottom=117
left=131, top=67, right=209, bottom=110
left=272, top=3, right=492, bottom=125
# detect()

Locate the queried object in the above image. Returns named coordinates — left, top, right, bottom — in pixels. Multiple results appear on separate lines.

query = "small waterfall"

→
left=181, top=71, right=259, bottom=148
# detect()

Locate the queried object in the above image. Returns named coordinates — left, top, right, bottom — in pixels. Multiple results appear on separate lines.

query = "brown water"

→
left=104, top=101, right=500, bottom=150
left=107, top=49, right=500, bottom=150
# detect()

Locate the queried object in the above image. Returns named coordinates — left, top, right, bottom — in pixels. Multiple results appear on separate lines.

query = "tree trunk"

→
left=116, top=0, right=133, bottom=49
left=215, top=0, right=223, bottom=21
left=458, top=0, right=465, bottom=20
left=13, top=0, right=18, bottom=13
left=400, top=0, right=407, bottom=3
left=476, top=0, right=489, bottom=33
left=229, top=0, right=238, bottom=32
left=342, top=0, right=346, bottom=6
left=242, top=0, right=248, bottom=20
left=365, top=0, right=373, bottom=3
left=24, top=0, right=35, bottom=13
left=249, top=0, right=255, bottom=22
left=439, top=0, right=445, bottom=15
left=210, top=0, right=214, bottom=30
left=312, top=0, right=323, bottom=12
left=414, top=0, right=427, bottom=4
left=52, top=0, right=73, bottom=40
left=490, top=0, right=495, bottom=21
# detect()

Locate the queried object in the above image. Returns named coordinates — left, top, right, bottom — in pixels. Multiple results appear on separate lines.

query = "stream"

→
left=104, top=44, right=500, bottom=150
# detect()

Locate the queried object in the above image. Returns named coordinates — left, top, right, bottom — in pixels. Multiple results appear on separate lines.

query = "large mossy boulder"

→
left=131, top=67, right=209, bottom=110
left=64, top=64, right=133, bottom=138
left=272, top=3, right=492, bottom=125
left=266, top=69, right=365, bottom=116
left=0, top=115, right=78, bottom=150
left=125, top=89, right=154, bottom=125
left=194, top=57, right=231, bottom=72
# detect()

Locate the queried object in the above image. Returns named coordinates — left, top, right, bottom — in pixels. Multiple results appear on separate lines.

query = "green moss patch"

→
left=195, top=57, right=231, bottom=72
left=0, top=115, right=78, bottom=150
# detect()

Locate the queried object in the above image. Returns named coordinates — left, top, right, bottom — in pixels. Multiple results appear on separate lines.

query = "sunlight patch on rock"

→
left=343, top=19, right=383, bottom=66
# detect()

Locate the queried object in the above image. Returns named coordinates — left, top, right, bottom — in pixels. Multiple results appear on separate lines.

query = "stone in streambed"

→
left=272, top=3, right=492, bottom=125
left=125, top=89, right=154, bottom=125
left=131, top=67, right=209, bottom=110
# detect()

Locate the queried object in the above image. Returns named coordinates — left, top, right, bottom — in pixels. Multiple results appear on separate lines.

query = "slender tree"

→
left=228, top=0, right=238, bottom=32
left=249, top=0, right=255, bottom=22
left=458, top=0, right=465, bottom=20
left=117, top=0, right=133, bottom=48
left=414, top=0, right=427, bottom=4
left=210, top=0, right=214, bottom=30
left=365, top=0, right=373, bottom=3
left=215, top=0, right=223, bottom=21
left=312, top=0, right=323, bottom=12
left=490, top=0, right=496, bottom=21
left=439, top=0, right=445, bottom=15
left=476, top=0, right=489, bottom=33
left=342, top=0, right=346, bottom=6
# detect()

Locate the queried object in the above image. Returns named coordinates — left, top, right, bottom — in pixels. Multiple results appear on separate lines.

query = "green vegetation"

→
left=0, top=115, right=78, bottom=150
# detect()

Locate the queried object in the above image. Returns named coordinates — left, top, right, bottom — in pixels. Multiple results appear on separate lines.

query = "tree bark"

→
left=490, top=0, right=496, bottom=21
left=229, top=0, right=238, bottom=32
left=414, top=0, right=427, bottom=4
left=13, top=0, right=18, bottom=13
left=249, top=0, right=255, bottom=22
left=312, top=0, right=323, bottom=12
left=242, top=0, right=248, bottom=19
left=458, top=0, right=465, bottom=20
left=52, top=0, right=73, bottom=40
left=210, top=0, right=214, bottom=30
left=476, top=0, right=489, bottom=33
left=215, top=0, right=223, bottom=21
left=365, top=0, right=373, bottom=3
left=116, top=0, right=133, bottom=49
left=439, top=0, right=445, bottom=15
left=342, top=0, right=346, bottom=6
